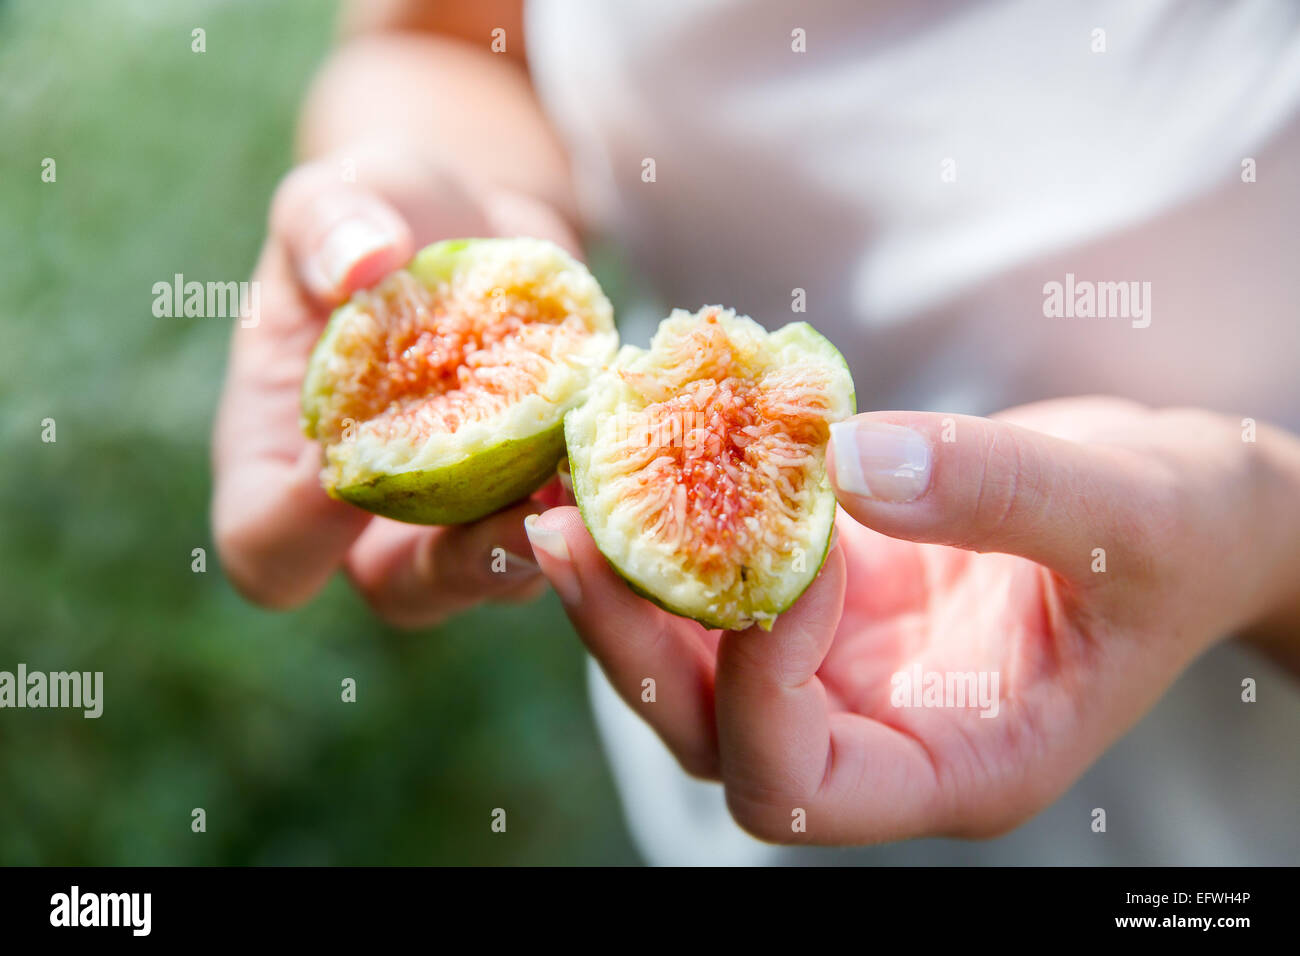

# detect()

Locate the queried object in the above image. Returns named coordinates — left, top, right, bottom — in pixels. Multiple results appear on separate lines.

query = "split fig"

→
left=565, top=306, right=856, bottom=631
left=301, top=237, right=618, bottom=524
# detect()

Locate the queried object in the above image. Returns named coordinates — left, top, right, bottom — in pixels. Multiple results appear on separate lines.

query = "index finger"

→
left=525, top=506, right=723, bottom=779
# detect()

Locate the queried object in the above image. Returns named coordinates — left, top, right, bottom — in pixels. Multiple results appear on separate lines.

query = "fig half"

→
left=566, top=306, right=856, bottom=631
left=302, top=238, right=618, bottom=524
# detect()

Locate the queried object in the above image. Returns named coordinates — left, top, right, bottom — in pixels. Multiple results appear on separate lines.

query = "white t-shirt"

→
left=526, top=0, right=1300, bottom=865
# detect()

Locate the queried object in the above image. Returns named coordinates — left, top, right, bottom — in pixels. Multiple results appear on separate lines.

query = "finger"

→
left=827, top=411, right=1167, bottom=580
left=212, top=240, right=372, bottom=609
left=344, top=499, right=545, bottom=630
left=525, top=507, right=721, bottom=778
left=993, top=396, right=1149, bottom=441
left=270, top=161, right=414, bottom=304
left=713, top=544, right=843, bottom=814
left=213, top=442, right=371, bottom=610
left=714, top=547, right=944, bottom=844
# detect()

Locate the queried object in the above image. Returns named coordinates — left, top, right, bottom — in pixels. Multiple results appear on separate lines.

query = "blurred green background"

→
left=0, top=0, right=638, bottom=865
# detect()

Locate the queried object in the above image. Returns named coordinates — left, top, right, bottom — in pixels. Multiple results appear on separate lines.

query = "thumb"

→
left=270, top=162, right=413, bottom=304
left=827, top=411, right=1159, bottom=578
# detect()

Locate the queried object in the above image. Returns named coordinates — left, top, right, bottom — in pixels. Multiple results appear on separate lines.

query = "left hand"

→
left=525, top=397, right=1300, bottom=844
left=211, top=146, right=577, bottom=626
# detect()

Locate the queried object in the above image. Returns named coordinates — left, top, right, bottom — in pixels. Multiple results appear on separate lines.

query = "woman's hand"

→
left=212, top=146, right=576, bottom=627
left=524, top=397, right=1300, bottom=843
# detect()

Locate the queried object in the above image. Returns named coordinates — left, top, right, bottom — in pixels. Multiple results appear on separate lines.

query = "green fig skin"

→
left=334, top=421, right=566, bottom=525
left=617, top=542, right=837, bottom=634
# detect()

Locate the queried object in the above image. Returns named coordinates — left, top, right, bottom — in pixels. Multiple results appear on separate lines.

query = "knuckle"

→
left=1104, top=427, right=1203, bottom=583
left=961, top=424, right=1040, bottom=551
left=1131, top=460, right=1185, bottom=558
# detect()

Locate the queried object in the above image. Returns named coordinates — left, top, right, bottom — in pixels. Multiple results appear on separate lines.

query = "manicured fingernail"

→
left=524, top=514, right=581, bottom=604
left=829, top=421, right=932, bottom=502
left=305, top=218, right=397, bottom=295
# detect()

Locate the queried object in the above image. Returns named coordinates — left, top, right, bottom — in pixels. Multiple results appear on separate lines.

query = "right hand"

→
left=525, top=400, right=1300, bottom=843
left=212, top=145, right=578, bottom=627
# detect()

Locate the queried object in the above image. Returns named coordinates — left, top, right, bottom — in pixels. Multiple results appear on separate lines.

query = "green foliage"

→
left=0, top=0, right=636, bottom=865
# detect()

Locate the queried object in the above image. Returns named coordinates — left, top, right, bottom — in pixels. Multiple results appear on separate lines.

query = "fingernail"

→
left=524, top=514, right=582, bottom=604
left=829, top=421, right=932, bottom=502
left=305, top=218, right=397, bottom=295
